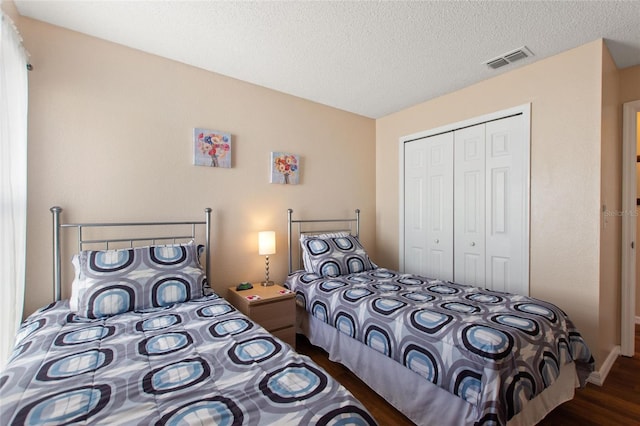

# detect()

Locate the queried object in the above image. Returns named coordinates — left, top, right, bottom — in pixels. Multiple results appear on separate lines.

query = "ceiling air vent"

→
left=485, top=46, right=533, bottom=70
left=486, top=57, right=510, bottom=69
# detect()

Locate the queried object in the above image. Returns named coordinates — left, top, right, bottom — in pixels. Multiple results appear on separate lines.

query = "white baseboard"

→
left=586, top=345, right=620, bottom=386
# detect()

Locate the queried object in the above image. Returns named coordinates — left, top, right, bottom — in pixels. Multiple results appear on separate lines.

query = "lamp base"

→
left=261, top=280, right=274, bottom=286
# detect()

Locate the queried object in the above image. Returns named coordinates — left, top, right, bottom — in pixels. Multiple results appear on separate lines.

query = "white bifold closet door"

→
left=454, top=117, right=526, bottom=293
left=403, top=113, right=528, bottom=295
left=403, top=132, right=454, bottom=281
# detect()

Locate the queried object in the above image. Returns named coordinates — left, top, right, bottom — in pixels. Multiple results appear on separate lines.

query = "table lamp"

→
left=258, top=231, right=276, bottom=286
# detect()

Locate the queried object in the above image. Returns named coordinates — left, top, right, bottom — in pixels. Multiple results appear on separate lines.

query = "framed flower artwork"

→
left=194, top=128, right=231, bottom=168
left=270, top=152, right=300, bottom=184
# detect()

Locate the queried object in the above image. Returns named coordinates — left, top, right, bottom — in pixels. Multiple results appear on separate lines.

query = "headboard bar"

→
left=78, top=236, right=197, bottom=246
left=51, top=206, right=212, bottom=302
left=300, top=228, right=352, bottom=235
left=60, top=221, right=206, bottom=228
left=51, top=206, right=63, bottom=302
left=287, top=208, right=360, bottom=274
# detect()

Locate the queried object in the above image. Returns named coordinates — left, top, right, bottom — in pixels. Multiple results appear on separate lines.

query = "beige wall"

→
left=1, top=0, right=18, bottom=20
left=599, top=45, right=621, bottom=362
left=620, top=65, right=640, bottom=103
left=16, top=16, right=376, bottom=316
left=377, top=41, right=605, bottom=365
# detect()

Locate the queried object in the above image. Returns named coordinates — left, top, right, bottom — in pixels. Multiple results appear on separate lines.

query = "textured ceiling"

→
left=14, top=0, right=640, bottom=118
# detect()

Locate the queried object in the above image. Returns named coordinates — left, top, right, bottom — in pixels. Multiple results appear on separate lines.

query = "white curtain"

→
left=0, top=12, right=29, bottom=370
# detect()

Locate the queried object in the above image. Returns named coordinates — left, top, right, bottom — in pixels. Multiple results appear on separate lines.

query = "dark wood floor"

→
left=297, top=325, right=640, bottom=426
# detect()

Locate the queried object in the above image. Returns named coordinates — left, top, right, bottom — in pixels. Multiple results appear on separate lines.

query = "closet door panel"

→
left=404, top=141, right=427, bottom=275
left=454, top=125, right=485, bottom=286
left=485, top=116, right=526, bottom=294
left=404, top=133, right=453, bottom=280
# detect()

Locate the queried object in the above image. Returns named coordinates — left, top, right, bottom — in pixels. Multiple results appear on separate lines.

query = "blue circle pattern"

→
left=401, top=291, right=435, bottom=303
left=152, top=278, right=190, bottom=305
left=440, top=302, right=480, bottom=314
left=15, top=385, right=111, bottom=425
left=316, top=406, right=377, bottom=426
left=319, top=261, right=341, bottom=277
left=372, top=298, right=406, bottom=315
left=228, top=336, right=282, bottom=365
left=55, top=325, right=115, bottom=346
left=462, top=325, right=514, bottom=360
left=209, top=318, right=253, bottom=338
left=159, top=397, right=243, bottom=426
left=197, top=303, right=235, bottom=318
left=37, top=349, right=113, bottom=380
left=139, top=332, right=192, bottom=356
left=89, top=250, right=134, bottom=272
left=454, top=370, right=482, bottom=403
left=515, top=303, right=557, bottom=322
left=260, top=362, right=328, bottom=404
left=411, top=309, right=453, bottom=334
left=365, top=325, right=391, bottom=356
left=319, top=280, right=348, bottom=293
left=143, top=357, right=210, bottom=394
left=137, top=314, right=181, bottom=331
left=538, top=351, right=560, bottom=386
left=88, top=285, right=135, bottom=318
left=343, top=288, right=373, bottom=303
left=149, top=245, right=187, bottom=265
left=307, top=239, right=330, bottom=255
left=335, top=312, right=357, bottom=338
left=491, top=314, right=540, bottom=336
left=403, top=344, right=438, bottom=383
left=334, top=237, right=355, bottom=250
left=505, top=372, right=536, bottom=419
left=312, top=301, right=329, bottom=323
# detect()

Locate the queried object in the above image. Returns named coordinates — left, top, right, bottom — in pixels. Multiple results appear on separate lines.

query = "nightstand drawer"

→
left=250, top=298, right=295, bottom=331
left=272, top=325, right=296, bottom=349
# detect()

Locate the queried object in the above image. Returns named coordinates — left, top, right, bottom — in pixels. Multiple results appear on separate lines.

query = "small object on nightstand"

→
left=236, top=282, right=253, bottom=291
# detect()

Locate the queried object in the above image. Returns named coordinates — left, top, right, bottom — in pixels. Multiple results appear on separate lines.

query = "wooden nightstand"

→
left=227, top=284, right=296, bottom=349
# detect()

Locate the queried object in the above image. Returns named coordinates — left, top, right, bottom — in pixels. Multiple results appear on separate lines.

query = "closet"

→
left=401, top=107, right=529, bottom=296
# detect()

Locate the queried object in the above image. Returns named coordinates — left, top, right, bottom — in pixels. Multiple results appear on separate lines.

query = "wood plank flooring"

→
left=296, top=325, right=640, bottom=426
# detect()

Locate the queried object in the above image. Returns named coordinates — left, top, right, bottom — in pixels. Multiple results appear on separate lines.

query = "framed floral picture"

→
left=270, top=152, right=300, bottom=184
left=194, top=128, right=231, bottom=168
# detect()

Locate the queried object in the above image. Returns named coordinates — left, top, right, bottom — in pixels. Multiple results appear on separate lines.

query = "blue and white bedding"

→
left=0, top=294, right=376, bottom=425
left=286, top=268, right=595, bottom=426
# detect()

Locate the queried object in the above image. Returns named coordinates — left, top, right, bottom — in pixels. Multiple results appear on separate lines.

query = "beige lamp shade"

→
left=258, top=231, right=276, bottom=255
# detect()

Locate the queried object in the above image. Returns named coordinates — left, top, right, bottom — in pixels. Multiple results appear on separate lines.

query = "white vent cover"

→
left=484, top=46, right=534, bottom=69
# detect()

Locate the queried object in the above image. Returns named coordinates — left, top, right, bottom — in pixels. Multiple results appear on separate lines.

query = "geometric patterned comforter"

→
left=286, top=268, right=595, bottom=426
left=0, top=293, right=376, bottom=426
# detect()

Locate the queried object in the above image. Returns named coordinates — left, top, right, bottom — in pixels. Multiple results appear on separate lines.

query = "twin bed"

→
left=285, top=209, right=594, bottom=426
left=0, top=207, right=376, bottom=425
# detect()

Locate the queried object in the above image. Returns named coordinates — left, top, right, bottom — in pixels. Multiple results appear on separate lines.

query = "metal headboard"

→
left=287, top=208, right=360, bottom=274
left=50, top=206, right=212, bottom=302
